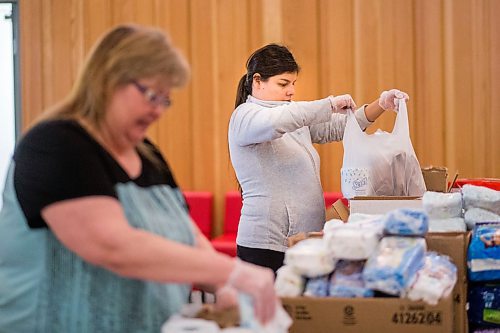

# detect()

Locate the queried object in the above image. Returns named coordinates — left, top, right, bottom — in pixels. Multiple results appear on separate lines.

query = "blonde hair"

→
left=34, top=24, right=190, bottom=161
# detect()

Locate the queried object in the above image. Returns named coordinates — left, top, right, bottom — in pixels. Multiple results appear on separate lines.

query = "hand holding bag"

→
left=341, top=99, right=426, bottom=199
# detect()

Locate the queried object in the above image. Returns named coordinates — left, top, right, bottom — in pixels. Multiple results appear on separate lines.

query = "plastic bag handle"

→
left=392, top=99, right=410, bottom=138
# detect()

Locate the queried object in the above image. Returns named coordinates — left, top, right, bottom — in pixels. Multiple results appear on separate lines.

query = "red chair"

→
left=183, top=191, right=213, bottom=239
left=211, top=191, right=242, bottom=257
left=452, top=178, right=500, bottom=191
left=324, top=191, right=348, bottom=207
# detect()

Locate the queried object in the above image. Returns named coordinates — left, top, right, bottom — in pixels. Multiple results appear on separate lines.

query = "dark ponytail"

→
left=233, top=43, right=300, bottom=108
left=235, top=74, right=251, bottom=108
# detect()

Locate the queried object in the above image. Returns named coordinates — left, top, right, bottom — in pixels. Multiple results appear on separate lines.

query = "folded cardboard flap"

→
left=421, top=166, right=448, bottom=192
left=331, top=199, right=350, bottom=222
left=425, top=231, right=471, bottom=333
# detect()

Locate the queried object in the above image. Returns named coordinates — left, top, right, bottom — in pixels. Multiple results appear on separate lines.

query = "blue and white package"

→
left=382, top=208, right=429, bottom=236
left=362, top=236, right=426, bottom=295
left=468, top=284, right=500, bottom=328
left=329, top=260, right=373, bottom=298
left=405, top=252, right=457, bottom=305
left=303, top=275, right=330, bottom=297
left=468, top=222, right=500, bottom=281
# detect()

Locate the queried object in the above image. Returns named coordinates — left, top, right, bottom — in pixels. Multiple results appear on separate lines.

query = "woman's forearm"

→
left=363, top=99, right=385, bottom=122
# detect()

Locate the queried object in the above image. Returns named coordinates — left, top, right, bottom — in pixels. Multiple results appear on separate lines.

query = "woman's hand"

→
left=378, top=89, right=409, bottom=112
left=226, top=259, right=277, bottom=324
left=329, top=94, right=357, bottom=112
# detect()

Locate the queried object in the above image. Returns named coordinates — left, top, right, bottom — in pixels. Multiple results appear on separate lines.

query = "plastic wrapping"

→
left=462, top=185, right=500, bottom=215
left=465, top=208, right=500, bottom=230
left=274, top=265, right=304, bottom=297
left=341, top=100, right=426, bottom=199
left=405, top=252, right=457, bottom=305
left=468, top=222, right=500, bottom=281
left=161, top=316, right=221, bottom=333
left=284, top=238, right=335, bottom=277
left=329, top=260, right=373, bottom=298
left=422, top=191, right=463, bottom=219
left=323, top=217, right=384, bottom=260
left=303, top=275, right=331, bottom=297
left=428, top=217, right=466, bottom=232
left=382, top=208, right=429, bottom=236
left=362, top=236, right=427, bottom=295
left=468, top=284, right=500, bottom=328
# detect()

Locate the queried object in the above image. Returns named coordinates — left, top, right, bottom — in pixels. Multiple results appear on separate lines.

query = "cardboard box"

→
left=349, top=196, right=422, bottom=215
left=282, top=296, right=453, bottom=333
left=331, top=199, right=350, bottom=222
left=422, top=166, right=448, bottom=192
left=425, top=232, right=471, bottom=333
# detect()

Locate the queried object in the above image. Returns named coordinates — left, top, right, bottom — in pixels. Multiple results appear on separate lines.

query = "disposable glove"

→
left=214, top=284, right=238, bottom=311
left=329, top=94, right=357, bottom=113
left=378, top=89, right=409, bottom=112
left=226, top=259, right=277, bottom=324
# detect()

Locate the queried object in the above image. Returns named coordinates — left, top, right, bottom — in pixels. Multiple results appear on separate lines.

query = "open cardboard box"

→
left=287, top=199, right=470, bottom=333
left=422, top=166, right=449, bottom=192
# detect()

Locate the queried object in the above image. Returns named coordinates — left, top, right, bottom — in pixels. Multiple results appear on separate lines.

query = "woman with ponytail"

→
left=228, top=43, right=409, bottom=273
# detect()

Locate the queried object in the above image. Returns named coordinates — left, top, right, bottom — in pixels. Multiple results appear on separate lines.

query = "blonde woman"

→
left=0, top=25, right=276, bottom=332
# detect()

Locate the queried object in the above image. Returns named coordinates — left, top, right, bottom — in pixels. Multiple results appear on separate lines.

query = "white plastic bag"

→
left=341, top=100, right=426, bottom=199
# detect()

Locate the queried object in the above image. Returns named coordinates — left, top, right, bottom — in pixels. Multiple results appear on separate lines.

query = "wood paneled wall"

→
left=19, top=0, right=500, bottom=235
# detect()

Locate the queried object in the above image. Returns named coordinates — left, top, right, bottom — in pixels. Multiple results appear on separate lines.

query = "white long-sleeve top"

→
left=228, top=95, right=372, bottom=252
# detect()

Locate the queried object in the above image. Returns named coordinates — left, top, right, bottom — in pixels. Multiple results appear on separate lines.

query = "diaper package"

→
left=303, top=275, right=331, bottom=297
left=422, top=191, right=463, bottom=219
left=428, top=217, right=466, bottom=232
left=468, top=284, right=500, bottom=329
left=462, top=185, right=500, bottom=215
left=382, top=208, right=429, bottom=236
left=274, top=265, right=304, bottom=297
left=329, top=260, right=374, bottom=298
left=323, top=217, right=384, bottom=260
left=284, top=238, right=335, bottom=277
left=362, top=237, right=427, bottom=295
left=405, top=252, right=457, bottom=305
left=465, top=208, right=500, bottom=230
left=468, top=222, right=500, bottom=281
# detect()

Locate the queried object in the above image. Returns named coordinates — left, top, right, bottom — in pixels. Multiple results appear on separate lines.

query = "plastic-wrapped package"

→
left=468, top=222, right=500, bottom=281
left=462, top=184, right=500, bottom=215
left=323, top=219, right=344, bottom=233
left=348, top=213, right=383, bottom=223
left=405, top=252, right=457, bottom=305
left=238, top=294, right=292, bottom=333
left=382, top=208, right=429, bottom=236
left=329, top=260, right=374, bottom=298
left=362, top=237, right=427, bottom=295
left=284, top=238, right=335, bottom=278
left=470, top=329, right=500, bottom=333
left=323, top=216, right=384, bottom=260
left=303, top=275, right=331, bottom=297
left=422, top=191, right=463, bottom=219
left=161, top=316, right=221, bottom=333
left=468, top=284, right=500, bottom=329
left=274, top=265, right=304, bottom=297
left=465, top=208, right=500, bottom=230
left=428, top=217, right=466, bottom=232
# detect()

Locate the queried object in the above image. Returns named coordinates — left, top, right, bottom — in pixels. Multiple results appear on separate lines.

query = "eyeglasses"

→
left=132, top=81, right=172, bottom=108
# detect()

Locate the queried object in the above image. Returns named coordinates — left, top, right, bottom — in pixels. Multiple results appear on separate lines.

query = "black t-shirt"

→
left=13, top=119, right=180, bottom=229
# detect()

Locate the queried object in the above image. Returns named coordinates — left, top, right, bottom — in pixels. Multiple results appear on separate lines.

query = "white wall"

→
left=0, top=3, right=15, bottom=209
